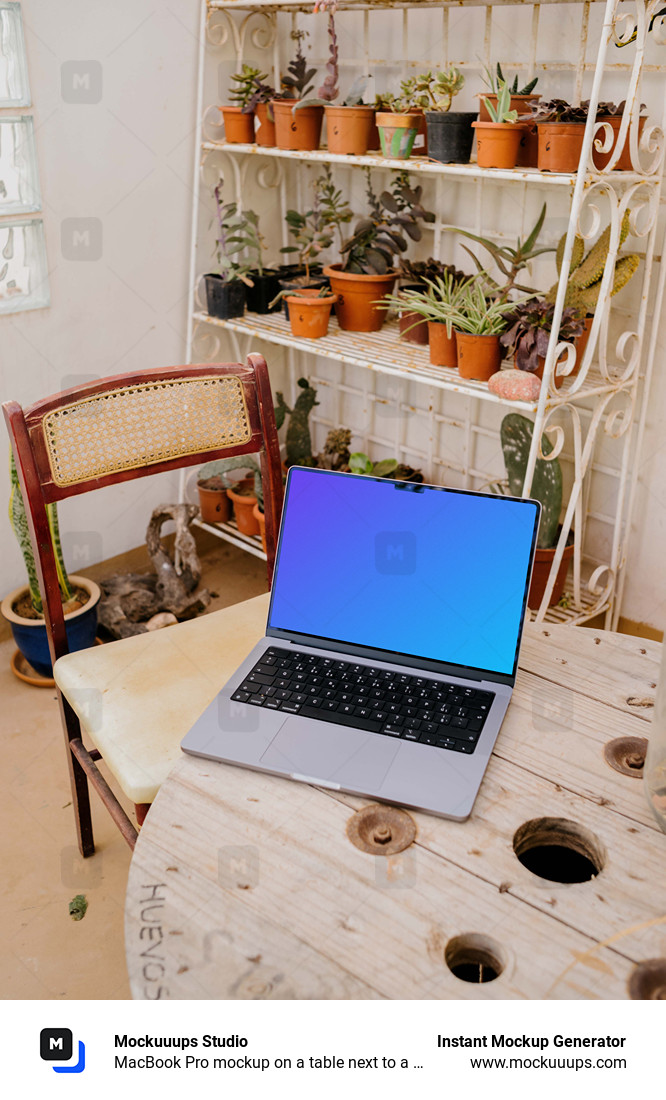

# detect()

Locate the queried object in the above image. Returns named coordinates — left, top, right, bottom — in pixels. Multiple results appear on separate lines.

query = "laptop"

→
left=182, top=466, right=540, bottom=820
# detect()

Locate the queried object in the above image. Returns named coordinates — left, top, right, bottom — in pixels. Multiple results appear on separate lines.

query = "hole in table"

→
left=628, top=959, right=666, bottom=1000
left=603, top=736, right=648, bottom=777
left=513, top=817, right=605, bottom=884
left=445, top=933, right=505, bottom=985
left=346, top=804, right=416, bottom=855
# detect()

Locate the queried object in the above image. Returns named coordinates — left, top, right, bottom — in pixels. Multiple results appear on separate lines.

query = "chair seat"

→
left=53, top=593, right=270, bottom=805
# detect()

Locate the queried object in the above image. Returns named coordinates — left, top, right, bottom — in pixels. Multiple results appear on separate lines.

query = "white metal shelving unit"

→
left=184, top=0, right=666, bottom=629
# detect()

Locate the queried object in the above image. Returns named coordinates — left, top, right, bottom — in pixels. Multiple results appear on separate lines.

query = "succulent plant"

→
left=397, top=257, right=468, bottom=286
left=244, top=75, right=277, bottom=115
left=275, top=378, right=320, bottom=467
left=315, top=427, right=352, bottom=470
left=500, top=413, right=562, bottom=549
left=340, top=170, right=435, bottom=276
left=280, top=166, right=352, bottom=276
left=228, top=65, right=268, bottom=111
left=499, top=297, right=586, bottom=373
left=481, top=61, right=538, bottom=97
left=380, top=270, right=474, bottom=336
left=212, top=185, right=257, bottom=285
left=483, top=80, right=519, bottom=124
left=281, top=30, right=317, bottom=101
left=546, top=212, right=640, bottom=315
left=411, top=67, right=465, bottom=112
left=449, top=202, right=554, bottom=299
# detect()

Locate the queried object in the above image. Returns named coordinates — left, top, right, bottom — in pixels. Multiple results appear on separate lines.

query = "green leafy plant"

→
left=228, top=64, right=268, bottom=111
left=316, top=164, right=353, bottom=249
left=340, top=170, right=434, bottom=275
left=447, top=202, right=554, bottom=299
left=9, top=452, right=72, bottom=614
left=481, top=61, right=538, bottom=97
left=212, top=185, right=256, bottom=285
left=499, top=297, right=586, bottom=372
left=349, top=452, right=399, bottom=477
left=411, top=67, right=465, bottom=112
left=499, top=413, right=562, bottom=549
left=380, top=270, right=473, bottom=336
left=445, top=279, right=530, bottom=335
left=483, top=80, right=518, bottom=124
left=546, top=212, right=640, bottom=315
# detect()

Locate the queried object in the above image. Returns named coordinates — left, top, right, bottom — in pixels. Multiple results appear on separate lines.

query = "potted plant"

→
left=324, top=170, right=434, bottom=331
left=196, top=459, right=233, bottom=524
left=381, top=270, right=473, bottom=367
left=448, top=279, right=528, bottom=381
left=448, top=202, right=554, bottom=300
left=204, top=185, right=255, bottom=319
left=240, top=209, right=284, bottom=315
left=245, top=73, right=278, bottom=147
left=519, top=98, right=628, bottom=173
left=221, top=64, right=265, bottom=144
left=276, top=176, right=337, bottom=316
left=272, top=31, right=322, bottom=151
left=299, top=5, right=373, bottom=155
left=499, top=297, right=586, bottom=388
left=394, top=258, right=467, bottom=344
left=499, top=412, right=573, bottom=610
left=375, top=82, right=423, bottom=159
left=413, top=67, right=476, bottom=164
left=203, top=454, right=262, bottom=536
left=284, top=285, right=337, bottom=339
left=478, top=63, right=540, bottom=167
left=472, top=80, right=526, bottom=169
left=590, top=99, right=648, bottom=171
left=2, top=454, right=101, bottom=681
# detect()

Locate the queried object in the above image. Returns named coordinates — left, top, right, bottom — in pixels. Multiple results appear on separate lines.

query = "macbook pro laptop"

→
left=182, top=466, right=540, bottom=820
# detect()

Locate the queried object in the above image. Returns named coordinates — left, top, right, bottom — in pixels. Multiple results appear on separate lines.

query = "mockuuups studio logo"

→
left=40, top=1028, right=86, bottom=1073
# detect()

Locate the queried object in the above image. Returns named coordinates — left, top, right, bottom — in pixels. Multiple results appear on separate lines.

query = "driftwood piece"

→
left=98, top=504, right=210, bottom=639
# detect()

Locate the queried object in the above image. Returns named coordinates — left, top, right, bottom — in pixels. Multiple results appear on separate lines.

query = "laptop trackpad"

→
left=260, top=717, right=400, bottom=788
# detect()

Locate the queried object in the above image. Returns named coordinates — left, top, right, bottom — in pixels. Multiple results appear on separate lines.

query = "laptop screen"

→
left=267, top=467, right=540, bottom=679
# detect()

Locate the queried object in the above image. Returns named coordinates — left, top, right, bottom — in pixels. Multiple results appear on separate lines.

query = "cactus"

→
left=9, top=451, right=73, bottom=614
left=275, top=378, right=320, bottom=467
left=500, top=414, right=562, bottom=549
left=547, top=212, right=639, bottom=315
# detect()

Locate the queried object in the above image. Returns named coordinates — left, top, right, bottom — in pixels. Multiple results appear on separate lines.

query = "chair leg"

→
left=135, top=803, right=150, bottom=826
left=68, top=749, right=95, bottom=858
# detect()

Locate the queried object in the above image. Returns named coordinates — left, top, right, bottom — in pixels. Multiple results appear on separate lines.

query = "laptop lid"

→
left=267, top=467, right=540, bottom=686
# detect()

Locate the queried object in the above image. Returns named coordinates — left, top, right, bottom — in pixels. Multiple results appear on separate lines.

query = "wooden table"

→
left=124, top=601, right=666, bottom=1000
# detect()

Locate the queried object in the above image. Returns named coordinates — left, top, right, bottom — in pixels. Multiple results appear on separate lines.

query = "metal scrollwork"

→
left=192, top=322, right=222, bottom=361
left=206, top=9, right=276, bottom=62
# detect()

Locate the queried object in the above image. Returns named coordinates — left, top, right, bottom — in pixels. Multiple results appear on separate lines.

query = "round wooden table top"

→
left=125, top=616, right=666, bottom=1000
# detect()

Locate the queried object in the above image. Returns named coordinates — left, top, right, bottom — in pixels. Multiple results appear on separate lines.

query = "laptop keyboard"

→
left=231, top=647, right=495, bottom=755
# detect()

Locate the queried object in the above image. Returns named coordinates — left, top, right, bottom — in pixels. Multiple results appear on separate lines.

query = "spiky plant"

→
left=500, top=414, right=562, bottom=550
left=481, top=61, right=538, bottom=97
left=546, top=212, right=640, bottom=315
left=228, top=65, right=268, bottom=111
left=448, top=203, right=554, bottom=300
left=9, top=452, right=72, bottom=614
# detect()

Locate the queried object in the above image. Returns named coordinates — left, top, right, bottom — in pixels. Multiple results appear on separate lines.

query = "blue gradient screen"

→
left=268, top=468, right=539, bottom=677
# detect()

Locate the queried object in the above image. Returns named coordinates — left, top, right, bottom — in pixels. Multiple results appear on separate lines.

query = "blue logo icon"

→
left=40, top=1029, right=86, bottom=1073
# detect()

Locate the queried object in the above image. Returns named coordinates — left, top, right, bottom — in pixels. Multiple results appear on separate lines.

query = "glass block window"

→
left=0, top=3, right=48, bottom=313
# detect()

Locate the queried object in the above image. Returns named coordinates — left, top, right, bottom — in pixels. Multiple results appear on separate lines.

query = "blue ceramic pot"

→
left=2, top=576, right=100, bottom=678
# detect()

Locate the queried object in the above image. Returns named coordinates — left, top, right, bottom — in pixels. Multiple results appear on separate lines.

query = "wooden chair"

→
left=3, top=355, right=283, bottom=857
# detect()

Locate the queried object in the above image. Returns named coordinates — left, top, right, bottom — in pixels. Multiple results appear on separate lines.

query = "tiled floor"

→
left=0, top=535, right=267, bottom=999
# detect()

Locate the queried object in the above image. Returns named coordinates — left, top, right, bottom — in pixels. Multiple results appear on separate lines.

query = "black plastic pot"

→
left=424, top=111, right=477, bottom=164
left=204, top=274, right=246, bottom=320
left=279, top=273, right=330, bottom=320
left=245, top=269, right=283, bottom=314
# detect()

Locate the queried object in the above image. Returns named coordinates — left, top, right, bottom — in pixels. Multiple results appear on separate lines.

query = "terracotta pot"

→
left=455, top=331, right=501, bottom=381
left=411, top=108, right=429, bottom=156
left=323, top=263, right=396, bottom=332
left=397, top=285, right=428, bottom=344
left=197, top=480, right=232, bottom=523
left=375, top=112, right=420, bottom=159
left=227, top=482, right=260, bottom=535
left=1, top=575, right=101, bottom=679
left=255, top=102, right=276, bottom=147
left=325, top=104, right=374, bottom=155
left=593, top=114, right=646, bottom=171
left=477, top=92, right=541, bottom=124
left=286, top=289, right=337, bottom=338
left=472, top=120, right=526, bottom=169
left=253, top=503, right=267, bottom=554
left=367, top=113, right=380, bottom=150
left=537, top=121, right=586, bottom=172
left=528, top=535, right=575, bottom=610
left=221, top=105, right=255, bottom=144
left=427, top=321, right=457, bottom=367
left=272, top=100, right=323, bottom=151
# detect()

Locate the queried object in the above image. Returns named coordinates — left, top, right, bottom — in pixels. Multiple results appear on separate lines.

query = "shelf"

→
left=193, top=309, right=621, bottom=411
left=209, top=0, right=599, bottom=11
left=194, top=516, right=267, bottom=561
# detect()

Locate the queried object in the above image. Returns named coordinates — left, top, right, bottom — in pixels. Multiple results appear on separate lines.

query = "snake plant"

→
left=9, top=451, right=72, bottom=614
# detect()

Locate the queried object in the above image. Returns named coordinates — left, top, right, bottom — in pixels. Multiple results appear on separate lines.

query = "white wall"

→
left=1, top=0, right=200, bottom=594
